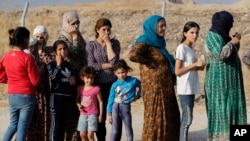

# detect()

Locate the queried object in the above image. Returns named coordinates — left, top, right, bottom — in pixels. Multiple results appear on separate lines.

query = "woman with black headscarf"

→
left=203, top=11, right=247, bottom=141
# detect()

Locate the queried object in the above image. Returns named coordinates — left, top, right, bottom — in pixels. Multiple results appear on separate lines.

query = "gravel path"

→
left=0, top=98, right=249, bottom=140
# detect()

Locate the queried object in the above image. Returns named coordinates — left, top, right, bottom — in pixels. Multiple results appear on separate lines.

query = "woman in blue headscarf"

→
left=204, top=11, right=247, bottom=140
left=128, top=15, right=180, bottom=141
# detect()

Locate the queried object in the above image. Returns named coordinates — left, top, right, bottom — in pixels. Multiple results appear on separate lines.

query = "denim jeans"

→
left=3, top=94, right=36, bottom=141
left=110, top=103, right=133, bottom=141
left=179, top=95, right=195, bottom=141
left=96, top=82, right=122, bottom=141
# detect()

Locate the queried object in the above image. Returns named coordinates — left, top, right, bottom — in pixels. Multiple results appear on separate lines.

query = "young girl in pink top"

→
left=76, top=66, right=103, bottom=141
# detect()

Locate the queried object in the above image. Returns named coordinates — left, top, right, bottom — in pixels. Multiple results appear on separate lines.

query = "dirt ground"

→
left=0, top=95, right=249, bottom=140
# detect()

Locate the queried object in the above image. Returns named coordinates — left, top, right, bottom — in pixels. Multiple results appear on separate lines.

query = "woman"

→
left=128, top=15, right=180, bottom=141
left=58, top=11, right=86, bottom=141
left=204, top=11, right=247, bottom=141
left=86, top=18, right=121, bottom=141
left=0, top=27, right=40, bottom=141
left=26, top=26, right=51, bottom=141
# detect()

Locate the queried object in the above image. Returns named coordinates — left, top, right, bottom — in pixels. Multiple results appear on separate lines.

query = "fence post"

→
left=20, top=2, right=29, bottom=27
left=162, top=0, right=166, bottom=17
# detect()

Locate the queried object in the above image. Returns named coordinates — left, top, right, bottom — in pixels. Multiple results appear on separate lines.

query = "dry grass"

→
left=1, top=0, right=250, bottom=102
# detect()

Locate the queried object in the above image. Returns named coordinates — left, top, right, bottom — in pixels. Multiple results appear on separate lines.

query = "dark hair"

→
left=9, top=27, right=30, bottom=49
left=180, top=21, right=200, bottom=43
left=79, top=66, right=96, bottom=78
left=113, top=59, right=132, bottom=72
left=94, top=18, right=112, bottom=38
left=52, top=40, right=68, bottom=52
left=8, top=28, right=15, bottom=35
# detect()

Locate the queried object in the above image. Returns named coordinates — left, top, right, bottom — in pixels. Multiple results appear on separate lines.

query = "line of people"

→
left=0, top=9, right=247, bottom=141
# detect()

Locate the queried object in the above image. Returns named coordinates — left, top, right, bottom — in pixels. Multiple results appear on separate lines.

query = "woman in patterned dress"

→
left=26, top=26, right=51, bottom=141
left=203, top=11, right=247, bottom=141
left=128, top=15, right=180, bottom=141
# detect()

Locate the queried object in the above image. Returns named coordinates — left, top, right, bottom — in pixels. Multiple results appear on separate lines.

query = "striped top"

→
left=86, top=39, right=120, bottom=84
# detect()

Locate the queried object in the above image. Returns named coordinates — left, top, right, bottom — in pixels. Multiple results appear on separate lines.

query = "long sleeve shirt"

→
left=86, top=39, right=120, bottom=83
left=107, top=76, right=141, bottom=114
left=0, top=50, right=40, bottom=95
left=47, top=61, right=73, bottom=96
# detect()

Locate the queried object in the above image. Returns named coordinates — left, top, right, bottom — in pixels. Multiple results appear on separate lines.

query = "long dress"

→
left=128, top=43, right=180, bottom=141
left=204, top=31, right=247, bottom=140
left=26, top=62, right=50, bottom=141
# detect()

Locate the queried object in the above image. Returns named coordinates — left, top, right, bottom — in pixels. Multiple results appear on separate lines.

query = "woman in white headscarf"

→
left=58, top=11, right=86, bottom=141
left=26, top=25, right=51, bottom=141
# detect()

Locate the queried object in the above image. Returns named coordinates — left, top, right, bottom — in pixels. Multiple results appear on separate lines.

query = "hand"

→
left=102, top=32, right=111, bottom=44
left=98, top=115, right=103, bottom=123
left=195, top=61, right=205, bottom=67
left=107, top=115, right=112, bottom=124
left=55, top=54, right=62, bottom=67
left=68, top=26, right=78, bottom=40
left=231, top=32, right=241, bottom=45
left=77, top=104, right=83, bottom=112
left=69, top=76, right=75, bottom=85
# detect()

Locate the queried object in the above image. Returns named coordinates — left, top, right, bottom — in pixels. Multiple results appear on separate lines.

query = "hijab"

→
left=210, top=11, right=234, bottom=43
left=60, top=11, right=83, bottom=42
left=135, top=15, right=175, bottom=74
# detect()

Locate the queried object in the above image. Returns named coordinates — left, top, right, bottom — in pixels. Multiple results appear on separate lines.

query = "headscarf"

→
left=60, top=11, right=82, bottom=42
left=210, top=11, right=234, bottom=43
left=135, top=15, right=175, bottom=74
left=33, top=25, right=49, bottom=42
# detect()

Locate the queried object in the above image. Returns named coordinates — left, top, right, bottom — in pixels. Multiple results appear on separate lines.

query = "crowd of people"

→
left=0, top=10, right=248, bottom=141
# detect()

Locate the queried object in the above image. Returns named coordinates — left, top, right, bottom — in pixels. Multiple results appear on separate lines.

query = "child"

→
left=175, top=21, right=205, bottom=141
left=47, top=40, right=75, bottom=141
left=107, top=59, right=141, bottom=141
left=76, top=66, right=103, bottom=141
left=0, top=27, right=40, bottom=141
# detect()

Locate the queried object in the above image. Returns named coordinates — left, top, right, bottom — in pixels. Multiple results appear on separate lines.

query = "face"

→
left=156, top=19, right=166, bottom=37
left=114, top=68, right=128, bottom=81
left=71, top=20, right=80, bottom=29
left=56, top=43, right=68, bottom=59
left=184, top=27, right=199, bottom=44
left=34, top=34, right=46, bottom=46
left=97, top=25, right=111, bottom=38
left=82, top=75, right=95, bottom=86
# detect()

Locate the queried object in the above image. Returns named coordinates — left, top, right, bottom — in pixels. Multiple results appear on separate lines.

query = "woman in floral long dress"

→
left=128, top=15, right=180, bottom=141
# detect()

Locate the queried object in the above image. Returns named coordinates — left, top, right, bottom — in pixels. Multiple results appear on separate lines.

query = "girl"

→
left=175, top=21, right=205, bottom=141
left=76, top=66, right=103, bottom=141
left=47, top=40, right=75, bottom=141
left=0, top=27, right=40, bottom=141
left=107, top=59, right=141, bottom=141
left=58, top=11, right=87, bottom=140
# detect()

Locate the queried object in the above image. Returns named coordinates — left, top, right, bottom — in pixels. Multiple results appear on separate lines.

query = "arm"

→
left=0, top=59, right=7, bottom=83
left=175, top=59, right=205, bottom=77
left=134, top=79, right=142, bottom=100
left=85, top=42, right=103, bottom=71
left=107, top=83, right=116, bottom=124
left=97, top=91, right=103, bottom=123
left=76, top=87, right=83, bottom=112
left=47, top=62, right=61, bottom=81
left=206, top=32, right=239, bottom=61
left=28, top=57, right=40, bottom=86
left=128, top=43, right=153, bottom=66
left=102, top=39, right=121, bottom=70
